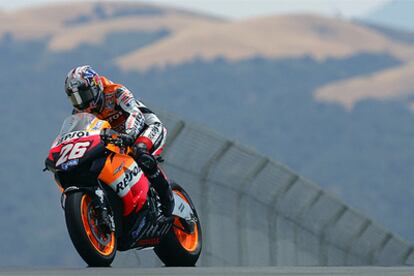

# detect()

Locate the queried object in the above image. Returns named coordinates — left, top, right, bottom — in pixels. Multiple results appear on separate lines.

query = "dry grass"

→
left=48, top=14, right=217, bottom=51
left=4, top=2, right=414, bottom=109
left=315, top=62, right=414, bottom=110
left=0, top=1, right=217, bottom=47
left=0, top=2, right=97, bottom=39
left=116, top=14, right=414, bottom=70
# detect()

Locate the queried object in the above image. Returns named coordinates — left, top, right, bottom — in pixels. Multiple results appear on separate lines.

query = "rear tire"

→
left=65, top=192, right=116, bottom=267
left=154, top=183, right=202, bottom=266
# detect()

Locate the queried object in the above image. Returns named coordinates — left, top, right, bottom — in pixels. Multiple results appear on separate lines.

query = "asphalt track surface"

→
left=1, top=267, right=414, bottom=276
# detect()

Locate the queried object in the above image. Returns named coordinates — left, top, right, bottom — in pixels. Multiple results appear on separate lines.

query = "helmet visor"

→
left=68, top=89, right=95, bottom=110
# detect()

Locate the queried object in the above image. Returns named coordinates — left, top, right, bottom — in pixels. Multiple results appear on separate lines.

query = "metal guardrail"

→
left=114, top=110, right=414, bottom=267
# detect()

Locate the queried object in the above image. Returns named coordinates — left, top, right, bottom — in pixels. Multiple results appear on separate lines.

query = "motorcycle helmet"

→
left=64, top=65, right=104, bottom=112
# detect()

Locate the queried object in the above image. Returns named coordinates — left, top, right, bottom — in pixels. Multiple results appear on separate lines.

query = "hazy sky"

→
left=0, top=0, right=390, bottom=19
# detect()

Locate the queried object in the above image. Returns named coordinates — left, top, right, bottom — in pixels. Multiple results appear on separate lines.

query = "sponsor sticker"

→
left=113, top=161, right=125, bottom=175
left=92, top=120, right=104, bottom=130
left=61, top=159, right=79, bottom=170
left=57, top=131, right=90, bottom=145
left=115, top=165, right=141, bottom=194
left=107, top=111, right=123, bottom=123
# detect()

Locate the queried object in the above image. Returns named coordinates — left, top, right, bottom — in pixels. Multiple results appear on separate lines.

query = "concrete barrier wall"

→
left=114, top=110, right=414, bottom=267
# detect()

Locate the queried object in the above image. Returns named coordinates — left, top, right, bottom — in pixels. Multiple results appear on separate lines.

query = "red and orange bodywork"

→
left=47, top=115, right=149, bottom=216
left=98, top=152, right=149, bottom=215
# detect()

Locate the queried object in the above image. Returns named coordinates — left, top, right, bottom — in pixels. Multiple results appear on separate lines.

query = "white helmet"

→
left=64, top=65, right=104, bottom=112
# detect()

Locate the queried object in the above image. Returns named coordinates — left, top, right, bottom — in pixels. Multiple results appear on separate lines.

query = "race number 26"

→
left=56, top=141, right=91, bottom=167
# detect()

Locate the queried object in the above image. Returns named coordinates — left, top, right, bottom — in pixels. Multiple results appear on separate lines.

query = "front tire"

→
left=154, top=183, right=202, bottom=266
left=65, top=192, right=116, bottom=267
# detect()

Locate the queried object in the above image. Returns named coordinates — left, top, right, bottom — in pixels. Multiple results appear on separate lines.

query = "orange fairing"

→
left=106, top=143, right=122, bottom=154
left=99, top=153, right=135, bottom=185
left=86, top=119, right=123, bottom=153
left=98, top=153, right=149, bottom=216
left=86, top=118, right=111, bottom=132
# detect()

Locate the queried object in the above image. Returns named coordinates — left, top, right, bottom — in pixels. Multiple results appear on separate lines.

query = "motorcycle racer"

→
left=64, top=65, right=174, bottom=221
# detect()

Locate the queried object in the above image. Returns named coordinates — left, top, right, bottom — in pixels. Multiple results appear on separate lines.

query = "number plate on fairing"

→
left=172, top=193, right=194, bottom=220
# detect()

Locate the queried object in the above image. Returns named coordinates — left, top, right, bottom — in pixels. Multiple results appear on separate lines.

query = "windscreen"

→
left=58, top=113, right=97, bottom=135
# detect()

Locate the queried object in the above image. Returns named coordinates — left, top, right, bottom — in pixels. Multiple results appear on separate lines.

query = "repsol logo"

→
left=116, top=166, right=140, bottom=193
left=107, top=111, right=123, bottom=123
left=57, top=131, right=89, bottom=145
left=148, top=125, right=160, bottom=140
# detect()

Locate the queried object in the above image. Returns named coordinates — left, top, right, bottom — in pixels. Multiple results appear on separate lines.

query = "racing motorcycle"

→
left=44, top=113, right=202, bottom=267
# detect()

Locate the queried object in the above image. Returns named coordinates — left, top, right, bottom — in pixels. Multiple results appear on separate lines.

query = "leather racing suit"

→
left=74, top=76, right=171, bottom=217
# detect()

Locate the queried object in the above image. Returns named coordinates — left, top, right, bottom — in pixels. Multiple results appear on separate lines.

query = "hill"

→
left=314, top=20, right=414, bottom=110
left=2, top=1, right=414, bottom=266
left=0, top=1, right=221, bottom=49
left=117, top=14, right=414, bottom=70
left=315, top=61, right=414, bottom=109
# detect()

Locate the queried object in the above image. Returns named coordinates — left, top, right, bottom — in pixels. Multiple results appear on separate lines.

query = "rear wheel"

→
left=65, top=192, right=116, bottom=267
left=154, top=183, right=202, bottom=266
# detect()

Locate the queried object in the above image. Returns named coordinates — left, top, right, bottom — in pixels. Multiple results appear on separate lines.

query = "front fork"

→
left=60, top=183, right=116, bottom=232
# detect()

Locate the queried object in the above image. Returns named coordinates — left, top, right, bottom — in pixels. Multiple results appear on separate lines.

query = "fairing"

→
left=47, top=113, right=109, bottom=172
left=46, top=112, right=149, bottom=217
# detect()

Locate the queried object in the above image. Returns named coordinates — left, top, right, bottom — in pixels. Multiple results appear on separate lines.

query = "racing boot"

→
left=133, top=143, right=174, bottom=219
left=147, top=168, right=175, bottom=218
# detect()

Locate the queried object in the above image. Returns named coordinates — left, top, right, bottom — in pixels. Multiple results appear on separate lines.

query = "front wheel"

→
left=154, top=183, right=202, bottom=266
left=64, top=191, right=116, bottom=267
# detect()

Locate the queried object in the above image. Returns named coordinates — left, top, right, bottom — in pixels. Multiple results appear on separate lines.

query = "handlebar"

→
left=100, top=129, right=134, bottom=148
